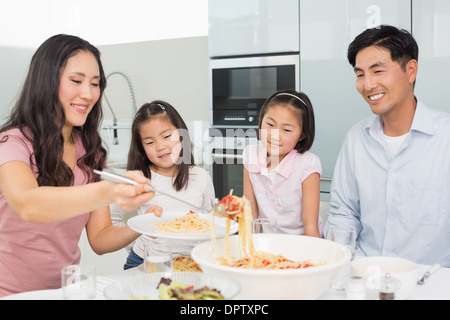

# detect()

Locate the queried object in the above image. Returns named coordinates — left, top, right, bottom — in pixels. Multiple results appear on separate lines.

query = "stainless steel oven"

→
left=210, top=53, right=300, bottom=127
left=208, top=128, right=258, bottom=198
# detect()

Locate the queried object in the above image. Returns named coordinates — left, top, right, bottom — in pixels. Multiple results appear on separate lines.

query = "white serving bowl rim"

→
left=191, top=233, right=352, bottom=276
left=351, top=256, right=417, bottom=272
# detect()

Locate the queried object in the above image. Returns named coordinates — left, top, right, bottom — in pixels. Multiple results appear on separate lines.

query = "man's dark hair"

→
left=347, top=25, right=419, bottom=71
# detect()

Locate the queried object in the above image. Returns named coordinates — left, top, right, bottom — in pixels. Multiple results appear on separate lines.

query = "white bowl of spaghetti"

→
left=191, top=233, right=352, bottom=300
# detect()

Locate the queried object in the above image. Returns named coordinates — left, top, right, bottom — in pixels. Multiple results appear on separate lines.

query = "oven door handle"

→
left=211, top=153, right=244, bottom=160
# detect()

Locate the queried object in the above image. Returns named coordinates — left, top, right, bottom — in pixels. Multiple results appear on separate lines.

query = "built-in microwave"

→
left=210, top=53, right=300, bottom=127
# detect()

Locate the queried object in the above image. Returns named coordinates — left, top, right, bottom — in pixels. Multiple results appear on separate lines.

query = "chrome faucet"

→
left=103, top=71, right=137, bottom=145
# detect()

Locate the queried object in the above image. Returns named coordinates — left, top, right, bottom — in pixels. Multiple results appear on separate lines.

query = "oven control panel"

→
left=209, top=127, right=257, bottom=144
left=212, top=110, right=259, bottom=126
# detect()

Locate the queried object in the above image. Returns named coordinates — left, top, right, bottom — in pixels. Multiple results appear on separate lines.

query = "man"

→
left=324, top=25, right=450, bottom=267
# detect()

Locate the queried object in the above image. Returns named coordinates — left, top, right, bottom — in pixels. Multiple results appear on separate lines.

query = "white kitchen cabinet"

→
left=412, top=0, right=450, bottom=114
left=208, top=0, right=299, bottom=57
left=299, top=0, right=411, bottom=197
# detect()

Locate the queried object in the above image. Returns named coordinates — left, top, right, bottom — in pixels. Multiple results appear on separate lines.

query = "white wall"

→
left=0, top=46, right=34, bottom=123
left=99, top=37, right=210, bottom=122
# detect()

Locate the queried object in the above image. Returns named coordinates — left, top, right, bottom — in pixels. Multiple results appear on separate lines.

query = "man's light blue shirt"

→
left=324, top=100, right=450, bottom=267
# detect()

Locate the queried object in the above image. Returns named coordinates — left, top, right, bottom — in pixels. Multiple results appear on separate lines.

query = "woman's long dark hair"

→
left=0, top=34, right=107, bottom=186
left=127, top=100, right=194, bottom=191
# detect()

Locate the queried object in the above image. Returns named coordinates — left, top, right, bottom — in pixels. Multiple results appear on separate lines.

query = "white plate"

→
left=1, top=289, right=63, bottom=300
left=127, top=211, right=238, bottom=240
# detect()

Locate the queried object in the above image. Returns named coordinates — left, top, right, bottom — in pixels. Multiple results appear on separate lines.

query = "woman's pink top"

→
left=0, top=128, right=90, bottom=297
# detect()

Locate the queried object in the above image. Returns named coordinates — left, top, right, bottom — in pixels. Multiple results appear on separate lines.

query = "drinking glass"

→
left=253, top=218, right=278, bottom=233
left=330, top=227, right=356, bottom=255
left=144, top=238, right=173, bottom=274
left=329, top=227, right=356, bottom=290
left=61, top=264, right=96, bottom=300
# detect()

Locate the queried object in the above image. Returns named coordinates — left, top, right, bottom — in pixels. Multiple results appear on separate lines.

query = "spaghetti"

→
left=211, top=191, right=319, bottom=270
left=223, top=251, right=318, bottom=270
left=173, top=256, right=203, bottom=272
left=153, top=211, right=210, bottom=233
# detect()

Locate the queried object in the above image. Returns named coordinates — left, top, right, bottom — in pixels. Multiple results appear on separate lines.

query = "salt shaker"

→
left=346, top=276, right=366, bottom=300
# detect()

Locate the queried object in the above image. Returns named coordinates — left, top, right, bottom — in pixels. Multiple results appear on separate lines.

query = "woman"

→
left=0, top=34, right=153, bottom=297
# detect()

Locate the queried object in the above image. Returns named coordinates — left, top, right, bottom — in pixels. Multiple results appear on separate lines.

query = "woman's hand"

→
left=110, top=170, right=154, bottom=212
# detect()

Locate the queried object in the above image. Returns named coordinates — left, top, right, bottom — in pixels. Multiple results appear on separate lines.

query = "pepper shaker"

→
left=379, top=273, right=401, bottom=300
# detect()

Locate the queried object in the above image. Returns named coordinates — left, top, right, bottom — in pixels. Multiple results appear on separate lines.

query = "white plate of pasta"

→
left=127, top=211, right=239, bottom=240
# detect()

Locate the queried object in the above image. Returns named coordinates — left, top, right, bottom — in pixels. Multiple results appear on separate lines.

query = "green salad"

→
left=158, top=277, right=225, bottom=300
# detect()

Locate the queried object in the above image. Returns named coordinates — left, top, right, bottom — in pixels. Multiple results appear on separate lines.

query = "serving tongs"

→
left=94, top=169, right=206, bottom=212
left=94, top=169, right=235, bottom=218
left=213, top=198, right=241, bottom=220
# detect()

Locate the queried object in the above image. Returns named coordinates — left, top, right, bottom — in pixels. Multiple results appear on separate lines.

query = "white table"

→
left=320, top=264, right=450, bottom=300
left=2, top=264, right=449, bottom=300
